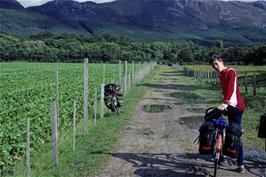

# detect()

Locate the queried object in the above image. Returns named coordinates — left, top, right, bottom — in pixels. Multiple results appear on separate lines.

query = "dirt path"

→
left=95, top=67, right=264, bottom=177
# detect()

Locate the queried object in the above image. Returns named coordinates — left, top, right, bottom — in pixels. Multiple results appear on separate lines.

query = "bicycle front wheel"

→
left=111, top=99, right=120, bottom=116
left=214, top=152, right=220, bottom=177
left=214, top=133, right=222, bottom=177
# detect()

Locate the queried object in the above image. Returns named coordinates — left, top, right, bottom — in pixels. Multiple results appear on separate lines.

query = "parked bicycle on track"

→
left=104, top=84, right=123, bottom=116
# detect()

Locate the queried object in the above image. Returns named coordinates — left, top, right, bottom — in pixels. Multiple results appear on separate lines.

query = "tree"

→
left=255, top=46, right=266, bottom=65
left=178, top=48, right=194, bottom=64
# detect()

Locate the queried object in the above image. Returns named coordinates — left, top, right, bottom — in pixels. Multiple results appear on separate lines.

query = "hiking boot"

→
left=235, top=166, right=245, bottom=174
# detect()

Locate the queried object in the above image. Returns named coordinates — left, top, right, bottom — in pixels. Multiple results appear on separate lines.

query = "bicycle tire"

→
left=111, top=97, right=120, bottom=116
left=214, top=158, right=218, bottom=177
left=214, top=133, right=222, bottom=177
left=114, top=104, right=120, bottom=116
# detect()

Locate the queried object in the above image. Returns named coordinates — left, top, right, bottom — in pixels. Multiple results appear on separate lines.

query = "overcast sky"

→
left=17, top=0, right=263, bottom=8
left=17, top=0, right=115, bottom=7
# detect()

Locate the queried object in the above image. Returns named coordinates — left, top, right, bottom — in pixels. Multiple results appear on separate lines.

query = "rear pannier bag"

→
left=223, top=123, right=242, bottom=158
left=258, top=114, right=266, bottom=138
left=199, top=121, right=215, bottom=154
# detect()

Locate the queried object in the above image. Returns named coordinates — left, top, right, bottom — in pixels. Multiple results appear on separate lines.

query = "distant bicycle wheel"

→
left=111, top=96, right=120, bottom=116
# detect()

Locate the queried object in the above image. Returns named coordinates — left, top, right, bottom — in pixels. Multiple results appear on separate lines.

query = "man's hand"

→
left=217, top=103, right=228, bottom=111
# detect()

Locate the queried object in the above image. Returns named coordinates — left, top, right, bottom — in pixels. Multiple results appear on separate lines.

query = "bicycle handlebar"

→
left=205, top=107, right=228, bottom=121
left=205, top=107, right=228, bottom=129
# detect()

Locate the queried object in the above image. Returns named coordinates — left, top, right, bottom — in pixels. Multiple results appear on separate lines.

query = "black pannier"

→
left=257, top=113, right=266, bottom=138
left=104, top=84, right=120, bottom=97
left=223, top=122, right=242, bottom=158
left=198, top=107, right=221, bottom=155
left=198, top=121, right=216, bottom=154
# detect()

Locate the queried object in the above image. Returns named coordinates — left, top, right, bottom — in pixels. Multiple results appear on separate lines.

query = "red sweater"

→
left=219, top=67, right=246, bottom=111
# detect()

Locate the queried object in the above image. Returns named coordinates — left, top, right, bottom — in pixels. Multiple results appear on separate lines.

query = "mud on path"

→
left=95, top=67, right=264, bottom=177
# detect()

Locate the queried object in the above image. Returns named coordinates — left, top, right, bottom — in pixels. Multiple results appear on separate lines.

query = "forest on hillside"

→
left=0, top=32, right=265, bottom=65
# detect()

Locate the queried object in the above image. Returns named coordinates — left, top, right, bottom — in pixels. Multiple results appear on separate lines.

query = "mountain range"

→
left=1, top=0, right=266, bottom=45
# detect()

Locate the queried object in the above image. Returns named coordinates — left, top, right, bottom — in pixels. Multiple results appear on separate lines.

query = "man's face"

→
left=212, top=59, right=224, bottom=72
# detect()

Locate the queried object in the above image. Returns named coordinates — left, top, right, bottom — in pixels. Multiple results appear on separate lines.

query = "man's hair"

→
left=209, top=54, right=223, bottom=65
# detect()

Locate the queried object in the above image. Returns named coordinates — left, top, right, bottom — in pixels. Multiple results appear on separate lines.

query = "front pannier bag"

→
left=223, top=122, right=242, bottom=158
left=199, top=121, right=216, bottom=154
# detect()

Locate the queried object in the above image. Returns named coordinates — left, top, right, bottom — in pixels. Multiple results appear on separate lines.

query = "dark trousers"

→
left=227, top=105, right=244, bottom=166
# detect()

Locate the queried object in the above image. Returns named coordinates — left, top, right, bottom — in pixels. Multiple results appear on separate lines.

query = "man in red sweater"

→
left=209, top=54, right=246, bottom=174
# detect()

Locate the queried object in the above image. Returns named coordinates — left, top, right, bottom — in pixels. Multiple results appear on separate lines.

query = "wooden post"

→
left=100, top=84, right=104, bottom=118
left=83, top=58, right=89, bottom=134
left=26, top=118, right=30, bottom=177
left=55, top=68, right=60, bottom=128
left=132, top=61, right=135, bottom=85
left=128, top=74, right=131, bottom=92
left=119, top=60, right=121, bottom=86
left=103, top=63, right=106, bottom=84
left=51, top=101, right=58, bottom=166
left=139, top=62, right=141, bottom=82
left=245, top=72, right=248, bottom=94
left=253, top=73, right=256, bottom=96
left=94, top=89, right=97, bottom=125
left=73, top=100, right=76, bottom=151
left=123, top=61, right=127, bottom=96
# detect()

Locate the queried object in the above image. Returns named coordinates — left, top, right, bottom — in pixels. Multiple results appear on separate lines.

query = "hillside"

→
left=1, top=0, right=266, bottom=44
left=0, top=8, right=79, bottom=36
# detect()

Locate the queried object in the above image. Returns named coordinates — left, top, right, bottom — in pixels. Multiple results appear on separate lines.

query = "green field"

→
left=0, top=61, right=137, bottom=172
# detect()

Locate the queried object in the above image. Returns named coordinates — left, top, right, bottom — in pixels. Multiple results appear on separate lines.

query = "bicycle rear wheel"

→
left=111, top=98, right=120, bottom=116
left=114, top=103, right=120, bottom=116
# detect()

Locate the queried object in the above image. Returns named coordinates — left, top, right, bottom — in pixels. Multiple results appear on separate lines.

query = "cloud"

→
left=17, top=0, right=263, bottom=8
left=17, top=0, right=115, bottom=7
